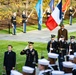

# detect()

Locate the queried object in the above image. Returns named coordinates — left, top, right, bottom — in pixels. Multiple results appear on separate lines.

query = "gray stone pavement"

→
left=0, top=24, right=76, bottom=43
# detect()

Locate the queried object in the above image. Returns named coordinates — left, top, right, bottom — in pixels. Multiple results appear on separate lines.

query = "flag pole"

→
left=26, top=9, right=34, bottom=22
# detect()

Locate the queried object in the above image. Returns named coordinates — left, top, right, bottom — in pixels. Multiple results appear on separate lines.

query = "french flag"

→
left=46, top=0, right=62, bottom=31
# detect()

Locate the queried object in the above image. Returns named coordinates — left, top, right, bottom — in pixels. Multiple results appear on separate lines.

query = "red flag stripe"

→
left=46, top=16, right=58, bottom=31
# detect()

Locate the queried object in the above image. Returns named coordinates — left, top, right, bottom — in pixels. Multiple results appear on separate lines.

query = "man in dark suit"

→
left=20, top=42, right=38, bottom=68
left=58, top=24, right=68, bottom=41
left=47, top=35, right=58, bottom=53
left=3, top=45, right=16, bottom=75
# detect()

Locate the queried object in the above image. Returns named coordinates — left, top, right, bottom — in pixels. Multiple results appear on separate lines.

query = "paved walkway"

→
left=0, top=24, right=76, bottom=43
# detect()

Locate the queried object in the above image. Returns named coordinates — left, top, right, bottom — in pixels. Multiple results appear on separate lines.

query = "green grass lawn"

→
left=0, top=24, right=46, bottom=34
left=63, top=18, right=76, bottom=25
left=0, top=40, right=47, bottom=74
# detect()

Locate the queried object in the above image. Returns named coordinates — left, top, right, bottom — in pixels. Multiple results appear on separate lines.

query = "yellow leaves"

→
left=16, top=16, right=22, bottom=24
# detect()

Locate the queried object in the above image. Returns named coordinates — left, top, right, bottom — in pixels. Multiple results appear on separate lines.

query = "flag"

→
left=49, top=0, right=54, bottom=11
left=35, top=0, right=43, bottom=25
left=62, top=0, right=70, bottom=12
left=46, top=0, right=62, bottom=31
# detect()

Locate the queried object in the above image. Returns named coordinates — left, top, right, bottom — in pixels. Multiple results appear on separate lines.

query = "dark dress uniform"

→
left=58, top=53, right=64, bottom=71
left=22, top=13, right=27, bottom=33
left=20, top=49, right=38, bottom=68
left=68, top=36, right=76, bottom=54
left=58, top=40, right=68, bottom=56
left=58, top=28, right=68, bottom=41
left=47, top=35, right=58, bottom=53
left=11, top=16, right=16, bottom=35
left=47, top=40, right=58, bottom=53
left=3, top=51, right=16, bottom=75
left=69, top=7, right=74, bottom=25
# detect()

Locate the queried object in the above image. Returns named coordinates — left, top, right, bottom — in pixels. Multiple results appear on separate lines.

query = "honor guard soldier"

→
left=46, top=7, right=51, bottom=18
left=11, top=12, right=17, bottom=35
left=58, top=24, right=68, bottom=41
left=69, top=6, right=74, bottom=25
left=47, top=35, right=58, bottom=53
left=22, top=11, right=27, bottom=33
left=68, top=36, right=76, bottom=54
left=20, top=42, right=38, bottom=68
left=58, top=52, right=64, bottom=71
left=58, top=35, right=68, bottom=56
left=38, top=59, right=52, bottom=75
left=3, top=45, right=16, bottom=75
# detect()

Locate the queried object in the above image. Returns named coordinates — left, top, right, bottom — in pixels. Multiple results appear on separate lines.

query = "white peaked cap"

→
left=73, top=64, right=76, bottom=70
left=11, top=70, right=22, bottom=75
left=48, top=53, right=59, bottom=59
left=38, top=59, right=49, bottom=66
left=68, top=55, right=74, bottom=60
left=52, top=71, right=64, bottom=75
left=63, top=61, right=75, bottom=68
left=74, top=52, right=76, bottom=57
left=22, top=66, right=34, bottom=73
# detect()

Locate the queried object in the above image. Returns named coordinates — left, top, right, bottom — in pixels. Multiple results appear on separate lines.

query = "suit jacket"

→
left=3, top=51, right=16, bottom=70
left=20, top=48, right=38, bottom=68
left=58, top=28, right=68, bottom=40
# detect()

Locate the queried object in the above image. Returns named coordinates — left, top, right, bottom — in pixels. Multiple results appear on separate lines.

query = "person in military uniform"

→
left=46, top=7, right=51, bottom=18
left=47, top=35, right=58, bottom=53
left=3, top=45, right=16, bottom=75
left=58, top=52, right=64, bottom=71
left=22, top=11, right=27, bottom=33
left=69, top=6, right=74, bottom=25
left=11, top=12, right=17, bottom=35
left=58, top=35, right=68, bottom=56
left=68, top=36, right=76, bottom=54
left=38, top=59, right=52, bottom=75
left=20, top=42, right=38, bottom=68
left=58, top=24, right=68, bottom=41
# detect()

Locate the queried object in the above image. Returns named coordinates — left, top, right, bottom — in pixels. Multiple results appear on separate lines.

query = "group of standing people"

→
left=3, top=24, right=76, bottom=75
left=3, top=42, right=38, bottom=75
left=47, top=24, right=76, bottom=71
left=11, top=11, right=27, bottom=35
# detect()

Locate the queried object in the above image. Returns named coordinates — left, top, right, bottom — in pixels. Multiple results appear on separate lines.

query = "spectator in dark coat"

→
left=3, top=45, right=16, bottom=75
left=58, top=24, right=68, bottom=41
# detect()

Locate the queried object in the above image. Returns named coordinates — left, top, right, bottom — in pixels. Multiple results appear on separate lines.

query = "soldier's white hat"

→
left=22, top=66, right=34, bottom=73
left=52, top=71, right=64, bottom=75
left=74, top=52, right=76, bottom=57
left=68, top=55, right=74, bottom=60
left=63, top=61, right=75, bottom=68
left=38, top=59, right=49, bottom=66
left=48, top=53, right=59, bottom=59
left=11, top=70, right=22, bottom=75
left=73, top=64, right=76, bottom=70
